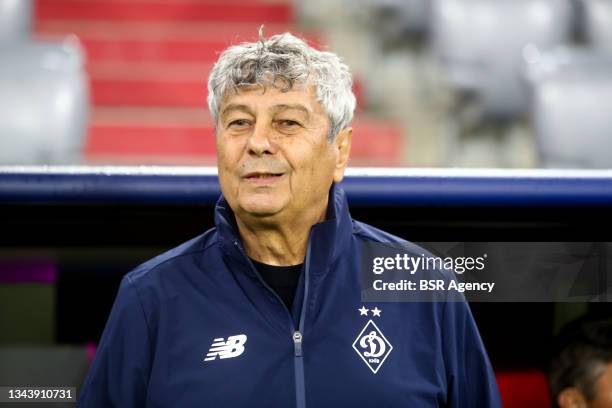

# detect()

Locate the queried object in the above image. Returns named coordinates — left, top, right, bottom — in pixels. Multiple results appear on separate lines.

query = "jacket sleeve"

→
left=78, top=275, right=152, bottom=407
left=442, top=300, right=503, bottom=408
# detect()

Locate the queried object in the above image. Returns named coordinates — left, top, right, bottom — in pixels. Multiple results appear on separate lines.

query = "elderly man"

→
left=78, top=32, right=501, bottom=407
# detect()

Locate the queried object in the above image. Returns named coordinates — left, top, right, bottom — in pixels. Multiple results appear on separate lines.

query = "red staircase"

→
left=37, top=0, right=293, bottom=23
left=34, top=0, right=403, bottom=166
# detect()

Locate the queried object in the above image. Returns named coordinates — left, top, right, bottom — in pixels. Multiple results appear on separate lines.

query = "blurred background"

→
left=1, top=0, right=612, bottom=407
left=1, top=0, right=612, bottom=168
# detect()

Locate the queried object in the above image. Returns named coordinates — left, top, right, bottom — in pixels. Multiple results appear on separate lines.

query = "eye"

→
left=227, top=119, right=251, bottom=129
left=276, top=119, right=301, bottom=128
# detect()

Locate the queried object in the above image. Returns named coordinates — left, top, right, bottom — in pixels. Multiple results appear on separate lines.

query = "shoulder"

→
left=352, top=219, right=435, bottom=257
left=125, top=227, right=219, bottom=286
left=351, top=219, right=456, bottom=283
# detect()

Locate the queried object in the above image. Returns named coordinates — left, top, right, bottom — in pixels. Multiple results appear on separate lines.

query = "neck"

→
left=235, top=197, right=328, bottom=266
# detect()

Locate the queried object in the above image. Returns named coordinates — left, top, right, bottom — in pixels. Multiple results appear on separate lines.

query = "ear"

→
left=558, top=387, right=588, bottom=408
left=332, top=127, right=352, bottom=183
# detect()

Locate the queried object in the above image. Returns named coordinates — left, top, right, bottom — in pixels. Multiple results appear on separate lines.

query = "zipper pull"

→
left=293, top=331, right=303, bottom=357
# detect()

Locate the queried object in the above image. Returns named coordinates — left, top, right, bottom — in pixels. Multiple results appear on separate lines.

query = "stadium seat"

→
left=0, top=0, right=32, bottom=41
left=359, top=0, right=430, bottom=40
left=0, top=38, right=89, bottom=164
left=581, top=0, right=612, bottom=54
left=526, top=47, right=612, bottom=168
left=430, top=0, right=573, bottom=121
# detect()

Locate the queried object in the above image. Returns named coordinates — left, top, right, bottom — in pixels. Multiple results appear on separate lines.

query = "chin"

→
left=239, top=199, right=284, bottom=218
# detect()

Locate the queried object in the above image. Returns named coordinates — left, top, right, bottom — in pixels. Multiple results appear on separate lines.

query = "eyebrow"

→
left=221, top=103, right=312, bottom=120
left=270, top=104, right=311, bottom=118
left=220, top=104, right=255, bottom=118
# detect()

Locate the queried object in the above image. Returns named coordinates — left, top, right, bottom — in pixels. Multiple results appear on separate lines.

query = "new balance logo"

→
left=204, top=334, right=247, bottom=362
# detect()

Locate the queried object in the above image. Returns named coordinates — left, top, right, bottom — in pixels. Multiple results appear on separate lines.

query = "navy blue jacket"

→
left=78, top=185, right=502, bottom=407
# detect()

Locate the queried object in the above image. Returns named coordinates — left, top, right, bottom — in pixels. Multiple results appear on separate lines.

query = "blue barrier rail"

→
left=1, top=166, right=612, bottom=207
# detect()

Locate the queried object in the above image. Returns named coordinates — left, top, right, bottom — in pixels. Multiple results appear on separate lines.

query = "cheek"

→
left=596, top=388, right=612, bottom=408
left=216, top=134, right=229, bottom=157
left=217, top=136, right=242, bottom=170
left=593, top=373, right=612, bottom=408
left=291, top=143, right=335, bottom=190
left=216, top=136, right=244, bottom=199
left=310, top=143, right=336, bottom=175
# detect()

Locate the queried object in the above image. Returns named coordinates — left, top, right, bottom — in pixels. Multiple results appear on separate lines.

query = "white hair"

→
left=207, top=31, right=356, bottom=140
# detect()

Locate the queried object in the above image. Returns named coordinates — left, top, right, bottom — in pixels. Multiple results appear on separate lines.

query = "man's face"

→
left=215, top=84, right=351, bottom=225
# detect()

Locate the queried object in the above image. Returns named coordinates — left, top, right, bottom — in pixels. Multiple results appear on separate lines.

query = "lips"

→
left=244, top=172, right=284, bottom=179
left=242, top=171, right=285, bottom=184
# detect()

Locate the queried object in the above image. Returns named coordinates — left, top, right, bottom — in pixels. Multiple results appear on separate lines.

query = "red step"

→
left=35, top=21, right=323, bottom=62
left=88, top=62, right=211, bottom=106
left=87, top=61, right=365, bottom=109
left=85, top=108, right=403, bottom=166
left=36, top=0, right=293, bottom=23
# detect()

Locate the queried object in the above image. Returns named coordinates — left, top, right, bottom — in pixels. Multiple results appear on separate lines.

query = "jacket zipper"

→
left=293, top=331, right=303, bottom=356
left=293, top=236, right=311, bottom=408
left=233, top=239, right=311, bottom=408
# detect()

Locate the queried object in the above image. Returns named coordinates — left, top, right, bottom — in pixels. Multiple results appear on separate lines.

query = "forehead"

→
left=219, top=84, right=325, bottom=116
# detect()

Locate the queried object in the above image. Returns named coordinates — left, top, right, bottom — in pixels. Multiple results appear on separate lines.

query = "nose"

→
left=246, top=121, right=276, bottom=157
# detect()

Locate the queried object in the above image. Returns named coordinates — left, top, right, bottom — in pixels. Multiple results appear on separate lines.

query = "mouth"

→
left=243, top=172, right=285, bottom=184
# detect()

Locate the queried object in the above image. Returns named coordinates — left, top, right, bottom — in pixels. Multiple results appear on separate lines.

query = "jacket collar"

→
left=214, top=183, right=353, bottom=274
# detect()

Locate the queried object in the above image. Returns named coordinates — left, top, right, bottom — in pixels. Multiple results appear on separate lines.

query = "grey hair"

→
left=207, top=30, right=356, bottom=140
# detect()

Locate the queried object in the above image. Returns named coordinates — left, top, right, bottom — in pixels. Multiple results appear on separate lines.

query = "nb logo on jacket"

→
left=204, top=334, right=247, bottom=361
